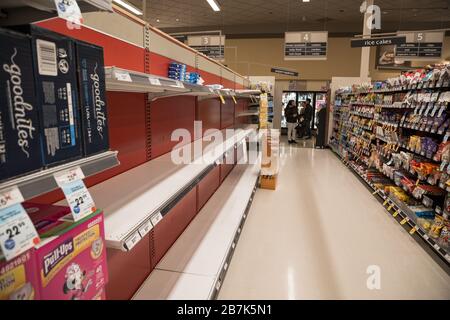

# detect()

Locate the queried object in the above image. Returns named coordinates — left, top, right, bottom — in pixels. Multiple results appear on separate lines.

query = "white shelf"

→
left=105, top=67, right=242, bottom=102
left=133, top=270, right=215, bottom=300
left=236, top=111, right=259, bottom=117
left=0, top=151, right=119, bottom=201
left=132, top=158, right=260, bottom=300
left=67, top=127, right=256, bottom=251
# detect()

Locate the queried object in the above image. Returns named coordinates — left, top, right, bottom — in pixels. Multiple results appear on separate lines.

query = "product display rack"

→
left=68, top=126, right=257, bottom=251
left=330, top=66, right=450, bottom=266
left=133, top=155, right=261, bottom=300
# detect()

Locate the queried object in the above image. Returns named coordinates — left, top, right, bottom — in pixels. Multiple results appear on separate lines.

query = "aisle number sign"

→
left=188, top=35, right=225, bottom=61
left=395, top=31, right=445, bottom=60
left=54, top=167, right=96, bottom=222
left=0, top=187, right=40, bottom=261
left=284, top=32, right=328, bottom=60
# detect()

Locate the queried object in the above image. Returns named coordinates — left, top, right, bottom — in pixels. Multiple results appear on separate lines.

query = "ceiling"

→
left=127, top=0, right=450, bottom=37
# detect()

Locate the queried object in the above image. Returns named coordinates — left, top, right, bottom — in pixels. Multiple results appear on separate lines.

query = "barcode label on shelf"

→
left=433, top=244, right=440, bottom=251
left=151, top=212, right=163, bottom=226
left=172, top=81, right=184, bottom=88
left=0, top=187, right=24, bottom=210
left=125, top=232, right=141, bottom=251
left=36, top=39, right=57, bottom=76
left=138, top=220, right=153, bottom=237
left=115, top=72, right=132, bottom=82
left=149, top=78, right=161, bottom=86
left=423, top=234, right=429, bottom=240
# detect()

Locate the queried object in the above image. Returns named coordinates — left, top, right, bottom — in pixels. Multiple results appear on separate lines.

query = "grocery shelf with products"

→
left=330, top=65, right=450, bottom=265
left=0, top=2, right=261, bottom=301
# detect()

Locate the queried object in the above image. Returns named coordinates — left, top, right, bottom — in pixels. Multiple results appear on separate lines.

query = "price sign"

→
left=410, top=226, right=419, bottom=235
left=115, top=71, right=132, bottom=82
left=150, top=212, right=163, bottom=226
left=149, top=78, right=161, bottom=86
left=0, top=201, right=40, bottom=261
left=55, top=167, right=96, bottom=221
left=232, top=95, right=237, bottom=104
left=218, top=92, right=225, bottom=104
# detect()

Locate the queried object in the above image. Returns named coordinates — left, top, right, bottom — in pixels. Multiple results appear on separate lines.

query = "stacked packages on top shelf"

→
left=259, top=93, right=269, bottom=129
left=330, top=64, right=450, bottom=262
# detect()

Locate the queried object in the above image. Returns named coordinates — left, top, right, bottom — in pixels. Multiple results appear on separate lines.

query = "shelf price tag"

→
left=383, top=199, right=389, bottom=206
left=149, top=78, right=161, bottom=86
left=150, top=212, right=163, bottom=226
left=0, top=187, right=40, bottom=261
left=54, top=167, right=96, bottom=222
left=409, top=226, right=419, bottom=235
left=400, top=217, right=409, bottom=225
left=138, top=220, right=153, bottom=238
left=115, top=71, right=132, bottom=82
left=393, top=210, right=400, bottom=217
left=232, top=95, right=237, bottom=104
left=54, top=0, right=83, bottom=27
left=218, top=91, right=225, bottom=104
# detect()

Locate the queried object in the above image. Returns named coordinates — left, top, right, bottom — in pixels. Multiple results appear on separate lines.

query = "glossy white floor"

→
left=218, top=141, right=450, bottom=300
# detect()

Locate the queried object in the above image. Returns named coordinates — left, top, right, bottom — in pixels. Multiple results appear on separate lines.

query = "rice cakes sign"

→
left=284, top=32, right=328, bottom=60
left=188, top=35, right=225, bottom=61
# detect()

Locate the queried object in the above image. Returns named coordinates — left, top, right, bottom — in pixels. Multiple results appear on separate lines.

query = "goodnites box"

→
left=14, top=25, right=82, bottom=166
left=0, top=28, right=43, bottom=182
left=76, top=41, right=109, bottom=156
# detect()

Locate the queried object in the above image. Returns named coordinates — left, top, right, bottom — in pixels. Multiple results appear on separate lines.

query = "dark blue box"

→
left=14, top=25, right=82, bottom=166
left=0, top=28, right=43, bottom=182
left=75, top=41, right=109, bottom=156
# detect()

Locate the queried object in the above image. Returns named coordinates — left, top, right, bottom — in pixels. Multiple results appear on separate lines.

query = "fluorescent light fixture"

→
left=113, top=0, right=143, bottom=15
left=302, top=0, right=310, bottom=2
left=206, top=0, right=221, bottom=12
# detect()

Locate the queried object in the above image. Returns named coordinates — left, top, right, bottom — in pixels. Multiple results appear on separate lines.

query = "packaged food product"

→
left=429, top=214, right=444, bottom=239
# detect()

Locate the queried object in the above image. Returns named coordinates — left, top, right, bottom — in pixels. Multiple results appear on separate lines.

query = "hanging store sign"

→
left=270, top=68, right=299, bottom=77
left=350, top=36, right=406, bottom=48
left=395, top=31, right=445, bottom=60
left=284, top=32, right=328, bottom=60
left=188, top=35, right=225, bottom=61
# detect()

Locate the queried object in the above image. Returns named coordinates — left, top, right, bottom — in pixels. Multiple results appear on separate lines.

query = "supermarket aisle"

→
left=219, top=145, right=450, bottom=300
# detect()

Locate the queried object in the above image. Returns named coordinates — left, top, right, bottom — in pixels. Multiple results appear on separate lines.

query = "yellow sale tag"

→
left=400, top=217, right=409, bottom=225
left=415, top=179, right=420, bottom=186
left=393, top=210, right=399, bottom=217
left=387, top=205, right=394, bottom=211
left=372, top=190, right=378, bottom=195
left=219, top=93, right=225, bottom=104
left=383, top=200, right=389, bottom=206
left=409, top=226, right=419, bottom=235
left=232, top=95, right=237, bottom=104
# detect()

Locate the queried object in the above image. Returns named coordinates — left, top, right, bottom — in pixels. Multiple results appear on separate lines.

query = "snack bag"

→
left=429, top=214, right=444, bottom=239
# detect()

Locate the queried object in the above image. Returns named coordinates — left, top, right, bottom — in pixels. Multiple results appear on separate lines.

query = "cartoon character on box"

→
left=63, top=263, right=93, bottom=300
left=35, top=213, right=108, bottom=300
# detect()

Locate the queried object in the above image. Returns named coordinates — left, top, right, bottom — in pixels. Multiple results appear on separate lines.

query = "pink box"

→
left=34, top=211, right=108, bottom=300
left=0, top=250, right=40, bottom=300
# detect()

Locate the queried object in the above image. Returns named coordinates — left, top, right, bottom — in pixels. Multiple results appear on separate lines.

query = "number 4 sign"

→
left=0, top=187, right=40, bottom=261
left=54, top=167, right=97, bottom=222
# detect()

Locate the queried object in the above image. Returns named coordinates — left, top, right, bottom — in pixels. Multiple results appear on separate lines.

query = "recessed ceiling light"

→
left=302, top=0, right=310, bottom=2
left=113, top=0, right=143, bottom=15
left=206, top=0, right=221, bottom=11
left=176, top=18, right=180, bottom=22
left=156, top=19, right=160, bottom=22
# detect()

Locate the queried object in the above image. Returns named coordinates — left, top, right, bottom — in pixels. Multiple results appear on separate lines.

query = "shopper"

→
left=285, top=100, right=299, bottom=144
left=303, top=98, right=313, bottom=139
